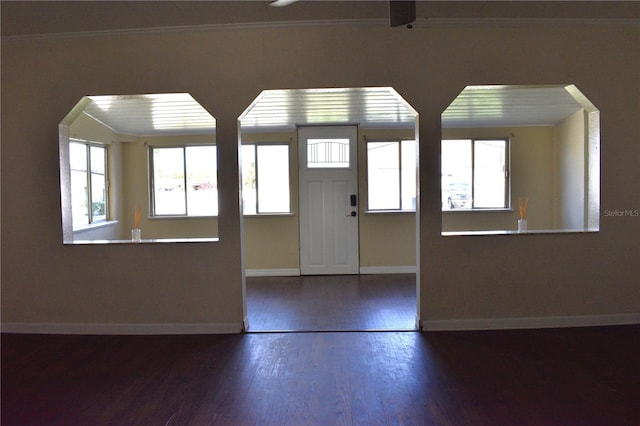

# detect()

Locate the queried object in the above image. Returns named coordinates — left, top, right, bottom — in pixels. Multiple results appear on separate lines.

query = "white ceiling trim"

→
left=2, top=18, right=389, bottom=42
left=5, top=17, right=637, bottom=42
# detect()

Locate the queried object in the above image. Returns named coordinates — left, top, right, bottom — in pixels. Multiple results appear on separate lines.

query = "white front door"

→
left=298, top=126, right=359, bottom=275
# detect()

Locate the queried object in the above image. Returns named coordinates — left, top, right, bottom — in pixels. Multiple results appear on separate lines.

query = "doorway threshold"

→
left=245, top=328, right=418, bottom=334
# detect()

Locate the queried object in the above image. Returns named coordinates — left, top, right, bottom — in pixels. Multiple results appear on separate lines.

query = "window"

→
left=69, top=140, right=107, bottom=229
left=307, top=139, right=349, bottom=168
left=441, top=138, right=509, bottom=210
left=366, top=140, right=416, bottom=211
left=150, top=145, right=218, bottom=216
left=241, top=144, right=290, bottom=214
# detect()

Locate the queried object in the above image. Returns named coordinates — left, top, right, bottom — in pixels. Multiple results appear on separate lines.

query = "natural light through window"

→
left=307, top=139, right=349, bottom=168
left=242, top=144, right=290, bottom=214
left=441, top=139, right=508, bottom=210
left=150, top=145, right=218, bottom=216
left=70, top=140, right=107, bottom=229
left=367, top=140, right=416, bottom=211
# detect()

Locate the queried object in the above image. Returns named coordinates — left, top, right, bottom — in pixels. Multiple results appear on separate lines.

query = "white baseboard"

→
left=245, top=267, right=416, bottom=276
left=359, top=266, right=417, bottom=274
left=243, top=316, right=250, bottom=332
left=4, top=314, right=637, bottom=335
left=1, top=322, right=244, bottom=335
left=245, top=268, right=300, bottom=277
left=420, top=313, right=640, bottom=331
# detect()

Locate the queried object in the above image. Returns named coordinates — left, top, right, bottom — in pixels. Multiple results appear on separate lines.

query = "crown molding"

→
left=3, top=16, right=637, bottom=42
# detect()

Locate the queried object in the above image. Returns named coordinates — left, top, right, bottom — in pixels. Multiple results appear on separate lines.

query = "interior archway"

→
left=440, top=84, right=600, bottom=235
left=59, top=93, right=219, bottom=244
left=238, top=87, right=419, bottom=332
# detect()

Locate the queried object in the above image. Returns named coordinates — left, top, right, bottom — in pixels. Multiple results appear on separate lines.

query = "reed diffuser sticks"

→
left=134, top=206, right=142, bottom=229
left=518, top=197, right=529, bottom=220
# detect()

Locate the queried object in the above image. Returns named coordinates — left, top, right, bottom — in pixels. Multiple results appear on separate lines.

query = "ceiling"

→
left=84, top=94, right=216, bottom=137
left=77, top=85, right=586, bottom=136
left=442, top=85, right=584, bottom=129
left=240, top=87, right=416, bottom=132
left=2, top=1, right=637, bottom=37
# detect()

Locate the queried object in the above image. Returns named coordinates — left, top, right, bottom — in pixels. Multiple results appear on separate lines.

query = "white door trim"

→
left=298, top=126, right=359, bottom=275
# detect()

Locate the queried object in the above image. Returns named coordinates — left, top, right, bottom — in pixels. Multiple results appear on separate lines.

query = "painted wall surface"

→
left=442, top=126, right=556, bottom=232
left=556, top=109, right=586, bottom=229
left=242, top=128, right=418, bottom=271
left=241, top=132, right=300, bottom=271
left=68, top=114, right=219, bottom=241
left=359, top=128, right=417, bottom=268
left=2, top=14, right=639, bottom=331
left=123, top=134, right=219, bottom=240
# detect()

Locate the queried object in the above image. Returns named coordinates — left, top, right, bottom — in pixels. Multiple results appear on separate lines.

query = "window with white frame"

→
left=441, top=138, right=509, bottom=210
left=69, top=140, right=107, bottom=229
left=241, top=144, right=290, bottom=214
left=150, top=145, right=218, bottom=216
left=366, top=140, right=417, bottom=211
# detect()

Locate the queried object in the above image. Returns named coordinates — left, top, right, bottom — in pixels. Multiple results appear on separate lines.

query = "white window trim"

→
left=149, top=144, right=218, bottom=218
left=441, top=137, right=511, bottom=212
left=241, top=142, right=292, bottom=216
left=365, top=139, right=417, bottom=213
left=69, top=139, right=109, bottom=230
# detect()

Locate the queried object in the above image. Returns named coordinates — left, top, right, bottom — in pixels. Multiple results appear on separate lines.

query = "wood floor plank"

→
left=246, top=274, right=417, bottom=331
left=2, top=326, right=640, bottom=425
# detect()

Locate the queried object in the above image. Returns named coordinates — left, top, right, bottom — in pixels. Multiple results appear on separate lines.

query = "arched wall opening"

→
left=59, top=93, right=219, bottom=244
left=440, top=84, right=600, bottom=235
left=238, top=87, right=420, bottom=331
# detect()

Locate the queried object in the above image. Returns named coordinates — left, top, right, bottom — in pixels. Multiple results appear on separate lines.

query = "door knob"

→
left=350, top=211, right=357, bottom=217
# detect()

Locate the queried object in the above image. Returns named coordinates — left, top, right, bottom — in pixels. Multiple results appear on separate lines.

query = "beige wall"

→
left=68, top=111, right=125, bottom=240
left=241, top=128, right=417, bottom=271
left=359, top=128, right=417, bottom=268
left=555, top=109, right=586, bottom=229
left=442, top=126, right=556, bottom=232
left=2, top=11, right=638, bottom=331
left=122, top=134, right=218, bottom=240
left=241, top=131, right=300, bottom=270
left=68, top=113, right=219, bottom=241
left=64, top=119, right=417, bottom=267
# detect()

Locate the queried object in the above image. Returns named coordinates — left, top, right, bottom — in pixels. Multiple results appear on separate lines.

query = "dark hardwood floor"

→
left=246, top=274, right=417, bottom=331
left=2, top=326, right=639, bottom=425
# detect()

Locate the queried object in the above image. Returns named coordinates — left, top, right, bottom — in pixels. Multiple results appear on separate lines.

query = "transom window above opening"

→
left=307, top=139, right=350, bottom=168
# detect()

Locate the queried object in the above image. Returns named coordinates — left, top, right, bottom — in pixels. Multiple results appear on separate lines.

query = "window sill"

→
left=148, top=215, right=218, bottom=220
left=70, top=237, right=219, bottom=244
left=441, top=228, right=598, bottom=237
left=243, top=212, right=295, bottom=218
left=442, top=208, right=514, bottom=214
left=73, top=220, right=119, bottom=233
left=365, top=210, right=416, bottom=215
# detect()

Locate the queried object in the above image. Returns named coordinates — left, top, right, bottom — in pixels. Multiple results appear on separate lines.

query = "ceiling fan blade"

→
left=389, top=0, right=416, bottom=27
left=269, top=0, right=299, bottom=7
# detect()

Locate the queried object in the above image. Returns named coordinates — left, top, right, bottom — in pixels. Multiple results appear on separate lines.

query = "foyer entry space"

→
left=246, top=274, right=417, bottom=332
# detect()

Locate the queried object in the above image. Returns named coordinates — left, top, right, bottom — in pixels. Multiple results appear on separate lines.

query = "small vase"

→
left=517, top=219, right=527, bottom=233
left=131, top=228, right=142, bottom=242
